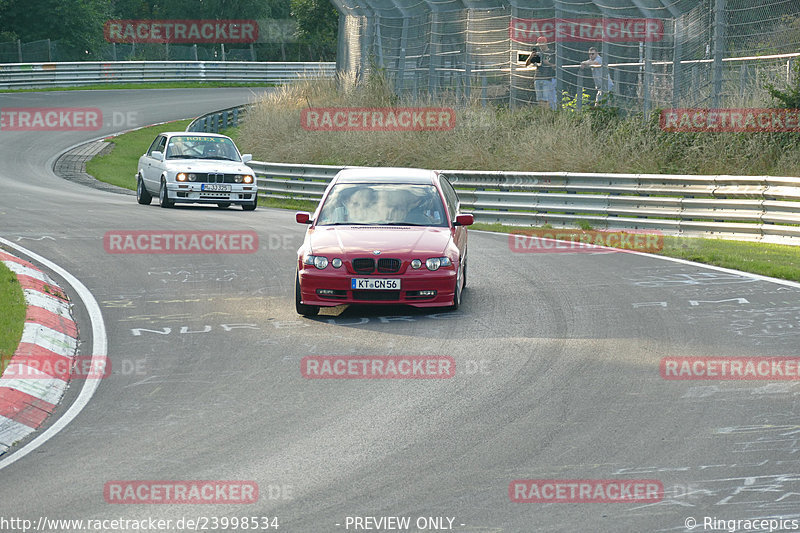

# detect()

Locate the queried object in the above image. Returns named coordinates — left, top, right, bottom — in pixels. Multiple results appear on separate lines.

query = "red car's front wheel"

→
left=295, top=271, right=320, bottom=317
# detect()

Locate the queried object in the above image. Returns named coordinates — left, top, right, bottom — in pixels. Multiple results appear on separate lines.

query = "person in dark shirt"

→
left=525, top=36, right=556, bottom=109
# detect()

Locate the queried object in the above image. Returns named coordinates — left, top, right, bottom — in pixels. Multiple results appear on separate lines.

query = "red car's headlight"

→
left=425, top=257, right=452, bottom=271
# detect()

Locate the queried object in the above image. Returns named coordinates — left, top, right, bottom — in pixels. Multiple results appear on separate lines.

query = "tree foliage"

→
left=291, top=0, right=339, bottom=61
left=0, top=0, right=111, bottom=57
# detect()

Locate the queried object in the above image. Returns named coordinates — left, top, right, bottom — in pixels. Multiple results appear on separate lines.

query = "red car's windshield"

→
left=316, top=183, right=448, bottom=227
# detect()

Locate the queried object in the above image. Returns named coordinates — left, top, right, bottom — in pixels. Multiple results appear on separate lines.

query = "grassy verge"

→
left=85, top=119, right=193, bottom=191
left=235, top=77, right=800, bottom=176
left=0, top=260, right=26, bottom=374
left=0, top=82, right=272, bottom=94
left=472, top=222, right=800, bottom=282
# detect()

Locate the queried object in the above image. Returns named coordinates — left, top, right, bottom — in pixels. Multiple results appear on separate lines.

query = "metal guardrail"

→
left=247, top=161, right=800, bottom=245
left=187, top=105, right=250, bottom=133
left=0, top=61, right=336, bottom=89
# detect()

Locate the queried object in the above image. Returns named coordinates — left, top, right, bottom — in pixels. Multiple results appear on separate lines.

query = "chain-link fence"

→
left=0, top=39, right=56, bottom=63
left=0, top=19, right=309, bottom=63
left=331, top=0, right=800, bottom=114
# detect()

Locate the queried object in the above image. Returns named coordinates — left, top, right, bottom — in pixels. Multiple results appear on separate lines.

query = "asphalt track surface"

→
left=1, top=89, right=800, bottom=533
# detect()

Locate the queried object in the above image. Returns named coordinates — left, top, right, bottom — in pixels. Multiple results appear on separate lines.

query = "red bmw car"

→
left=294, top=167, right=474, bottom=317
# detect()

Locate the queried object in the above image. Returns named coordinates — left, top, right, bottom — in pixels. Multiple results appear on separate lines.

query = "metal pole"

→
left=47, top=38, right=52, bottom=62
left=509, top=6, right=518, bottom=110
left=464, top=10, right=472, bottom=103
left=712, top=0, right=725, bottom=108
left=396, top=17, right=409, bottom=97
left=601, top=15, right=609, bottom=104
left=643, top=39, right=652, bottom=118
left=739, top=63, right=747, bottom=98
left=375, top=15, right=384, bottom=68
left=554, top=0, right=564, bottom=109
left=428, top=11, right=439, bottom=97
left=672, top=18, right=683, bottom=108
left=17, top=39, right=22, bottom=63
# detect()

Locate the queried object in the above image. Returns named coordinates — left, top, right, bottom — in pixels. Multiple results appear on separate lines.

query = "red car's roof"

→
left=333, top=167, right=438, bottom=185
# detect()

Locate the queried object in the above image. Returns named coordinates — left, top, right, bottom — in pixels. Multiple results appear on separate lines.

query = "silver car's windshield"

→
left=165, top=135, right=241, bottom=161
left=316, top=183, right=448, bottom=227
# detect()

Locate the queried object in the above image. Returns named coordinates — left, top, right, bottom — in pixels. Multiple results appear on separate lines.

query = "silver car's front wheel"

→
left=159, top=179, right=173, bottom=208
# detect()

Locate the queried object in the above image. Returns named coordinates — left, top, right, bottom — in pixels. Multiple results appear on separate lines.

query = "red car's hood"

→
left=308, top=226, right=452, bottom=257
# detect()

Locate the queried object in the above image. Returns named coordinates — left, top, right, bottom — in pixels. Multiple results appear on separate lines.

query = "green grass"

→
left=0, top=260, right=26, bottom=374
left=472, top=222, right=800, bottom=282
left=0, top=81, right=273, bottom=94
left=85, top=119, right=193, bottom=191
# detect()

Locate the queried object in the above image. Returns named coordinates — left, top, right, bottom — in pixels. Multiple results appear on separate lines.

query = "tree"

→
left=291, top=0, right=338, bottom=61
left=0, top=0, right=111, bottom=59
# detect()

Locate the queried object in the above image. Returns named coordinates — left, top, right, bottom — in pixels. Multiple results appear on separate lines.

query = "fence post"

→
left=739, top=63, right=747, bottom=98
left=643, top=40, right=652, bottom=119
left=509, top=6, right=519, bottom=110
left=672, top=18, right=683, bottom=107
left=17, top=39, right=22, bottom=62
left=396, top=17, right=409, bottom=97
left=428, top=11, right=439, bottom=97
left=576, top=69, right=584, bottom=111
left=554, top=0, right=564, bottom=109
left=193, top=44, right=198, bottom=61
left=712, top=0, right=725, bottom=108
left=481, top=71, right=487, bottom=107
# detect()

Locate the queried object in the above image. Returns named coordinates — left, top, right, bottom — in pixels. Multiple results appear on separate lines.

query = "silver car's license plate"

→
left=351, top=278, right=401, bottom=290
left=202, top=184, right=231, bottom=192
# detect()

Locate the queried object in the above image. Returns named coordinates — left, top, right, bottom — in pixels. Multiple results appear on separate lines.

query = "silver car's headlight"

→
left=176, top=173, right=188, bottom=181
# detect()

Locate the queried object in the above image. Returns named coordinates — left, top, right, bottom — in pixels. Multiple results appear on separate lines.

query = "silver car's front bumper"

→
left=165, top=183, right=257, bottom=204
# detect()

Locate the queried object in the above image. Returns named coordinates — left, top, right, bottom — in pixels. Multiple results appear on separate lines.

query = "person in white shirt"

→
left=580, top=47, right=613, bottom=105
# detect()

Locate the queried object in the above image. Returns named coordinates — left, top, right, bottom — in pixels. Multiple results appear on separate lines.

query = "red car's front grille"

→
left=352, top=258, right=375, bottom=274
left=351, top=257, right=402, bottom=274
left=376, top=258, right=401, bottom=273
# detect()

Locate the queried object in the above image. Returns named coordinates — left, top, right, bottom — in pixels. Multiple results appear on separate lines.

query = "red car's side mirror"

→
left=454, top=214, right=474, bottom=226
left=296, top=212, right=311, bottom=224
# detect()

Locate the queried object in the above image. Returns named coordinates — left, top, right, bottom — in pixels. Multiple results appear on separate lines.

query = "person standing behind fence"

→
left=526, top=36, right=557, bottom=110
left=580, top=47, right=613, bottom=105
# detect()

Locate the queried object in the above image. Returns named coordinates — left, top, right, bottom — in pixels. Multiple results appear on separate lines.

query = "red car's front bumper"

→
left=297, top=264, right=457, bottom=308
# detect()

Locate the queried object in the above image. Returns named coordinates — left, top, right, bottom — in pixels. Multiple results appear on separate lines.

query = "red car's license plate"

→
left=351, top=278, right=401, bottom=290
